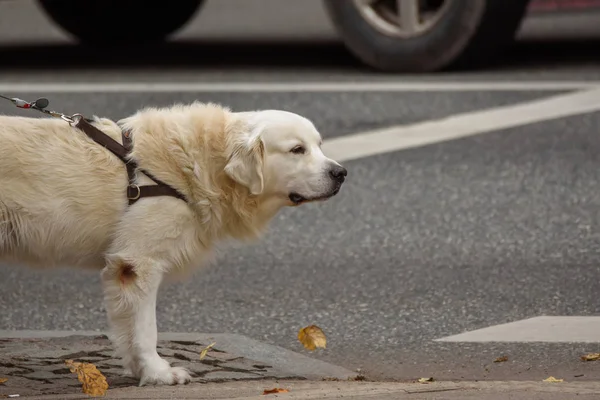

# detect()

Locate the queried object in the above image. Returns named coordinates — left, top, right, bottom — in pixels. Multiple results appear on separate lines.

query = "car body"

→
left=6, top=0, right=595, bottom=72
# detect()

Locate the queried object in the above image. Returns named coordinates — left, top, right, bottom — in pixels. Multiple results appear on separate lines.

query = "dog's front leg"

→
left=101, top=258, right=191, bottom=386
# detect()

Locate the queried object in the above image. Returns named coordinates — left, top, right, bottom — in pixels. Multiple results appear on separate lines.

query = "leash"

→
left=0, top=94, right=81, bottom=124
left=0, top=94, right=188, bottom=205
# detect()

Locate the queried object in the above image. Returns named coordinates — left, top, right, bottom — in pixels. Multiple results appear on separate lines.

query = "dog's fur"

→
left=0, top=101, right=346, bottom=386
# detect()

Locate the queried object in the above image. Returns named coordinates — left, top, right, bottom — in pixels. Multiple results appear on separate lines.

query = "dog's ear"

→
left=225, top=131, right=265, bottom=195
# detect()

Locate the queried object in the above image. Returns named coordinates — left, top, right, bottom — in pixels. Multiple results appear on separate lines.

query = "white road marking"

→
left=2, top=82, right=600, bottom=164
left=323, top=88, right=600, bottom=162
left=435, top=316, right=600, bottom=343
left=0, top=81, right=597, bottom=93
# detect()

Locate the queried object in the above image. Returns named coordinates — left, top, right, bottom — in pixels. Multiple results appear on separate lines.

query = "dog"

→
left=0, top=101, right=347, bottom=386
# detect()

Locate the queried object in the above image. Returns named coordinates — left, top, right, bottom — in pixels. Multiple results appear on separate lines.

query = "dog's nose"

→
left=329, top=165, right=347, bottom=183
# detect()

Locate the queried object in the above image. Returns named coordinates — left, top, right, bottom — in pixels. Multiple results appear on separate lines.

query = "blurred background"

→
left=1, top=0, right=600, bottom=73
left=2, top=0, right=600, bottom=385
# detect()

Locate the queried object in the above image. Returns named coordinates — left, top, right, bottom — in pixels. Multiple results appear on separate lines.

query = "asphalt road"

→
left=1, top=0, right=600, bottom=383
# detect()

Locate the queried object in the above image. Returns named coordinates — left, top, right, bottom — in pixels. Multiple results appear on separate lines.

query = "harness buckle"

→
left=127, top=184, right=141, bottom=200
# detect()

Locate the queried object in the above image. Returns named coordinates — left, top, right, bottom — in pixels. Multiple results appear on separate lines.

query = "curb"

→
left=0, top=330, right=357, bottom=381
left=9, top=380, right=600, bottom=400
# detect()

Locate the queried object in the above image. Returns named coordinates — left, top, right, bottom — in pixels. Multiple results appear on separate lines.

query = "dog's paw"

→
left=138, top=363, right=192, bottom=386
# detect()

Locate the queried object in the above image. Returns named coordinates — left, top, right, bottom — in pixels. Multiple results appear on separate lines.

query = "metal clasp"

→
left=62, top=113, right=83, bottom=125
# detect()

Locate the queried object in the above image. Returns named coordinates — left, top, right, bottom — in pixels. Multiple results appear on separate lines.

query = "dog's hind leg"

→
left=101, top=256, right=192, bottom=386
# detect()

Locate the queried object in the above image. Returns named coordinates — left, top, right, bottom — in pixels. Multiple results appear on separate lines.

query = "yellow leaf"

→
left=543, top=376, right=563, bottom=383
left=494, top=356, right=508, bottom=363
left=418, top=377, right=434, bottom=383
left=581, top=353, right=600, bottom=361
left=263, top=388, right=289, bottom=395
left=298, top=325, right=327, bottom=351
left=0, top=377, right=7, bottom=384
left=65, top=359, right=108, bottom=397
left=199, top=342, right=216, bottom=360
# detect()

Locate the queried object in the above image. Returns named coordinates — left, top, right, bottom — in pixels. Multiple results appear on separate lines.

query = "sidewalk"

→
left=1, top=332, right=599, bottom=399
left=0, top=331, right=355, bottom=398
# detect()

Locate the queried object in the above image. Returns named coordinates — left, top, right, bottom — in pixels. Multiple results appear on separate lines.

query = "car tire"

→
left=322, top=0, right=531, bottom=72
left=37, top=0, right=204, bottom=45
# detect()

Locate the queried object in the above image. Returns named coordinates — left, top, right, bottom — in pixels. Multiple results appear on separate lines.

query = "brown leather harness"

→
left=73, top=116, right=188, bottom=205
left=0, top=94, right=187, bottom=206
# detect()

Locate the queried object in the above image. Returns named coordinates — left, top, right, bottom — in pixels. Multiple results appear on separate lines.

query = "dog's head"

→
left=225, top=110, right=347, bottom=206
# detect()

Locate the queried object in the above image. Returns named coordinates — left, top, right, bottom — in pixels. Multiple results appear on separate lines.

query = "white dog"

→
left=0, top=101, right=347, bottom=386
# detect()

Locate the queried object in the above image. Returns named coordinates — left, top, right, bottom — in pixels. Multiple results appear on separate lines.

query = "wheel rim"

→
left=353, top=0, right=452, bottom=38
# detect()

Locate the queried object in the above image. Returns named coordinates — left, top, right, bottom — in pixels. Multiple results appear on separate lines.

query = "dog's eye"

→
left=290, top=145, right=306, bottom=154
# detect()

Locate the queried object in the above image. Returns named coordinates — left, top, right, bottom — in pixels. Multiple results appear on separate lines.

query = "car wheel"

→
left=323, top=0, right=531, bottom=72
left=37, top=0, right=204, bottom=45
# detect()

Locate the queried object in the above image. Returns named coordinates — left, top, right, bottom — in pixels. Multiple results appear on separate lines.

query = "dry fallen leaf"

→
left=263, top=388, right=289, bottom=395
left=543, top=376, right=563, bottom=383
left=199, top=342, right=216, bottom=360
left=494, top=356, right=509, bottom=363
left=418, top=377, right=434, bottom=383
left=0, top=377, right=7, bottom=384
left=581, top=353, right=600, bottom=362
left=298, top=325, right=327, bottom=351
left=65, top=359, right=108, bottom=397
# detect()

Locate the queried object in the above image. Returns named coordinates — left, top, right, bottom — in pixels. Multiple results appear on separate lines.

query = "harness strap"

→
left=73, top=118, right=188, bottom=205
left=73, top=117, right=129, bottom=163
